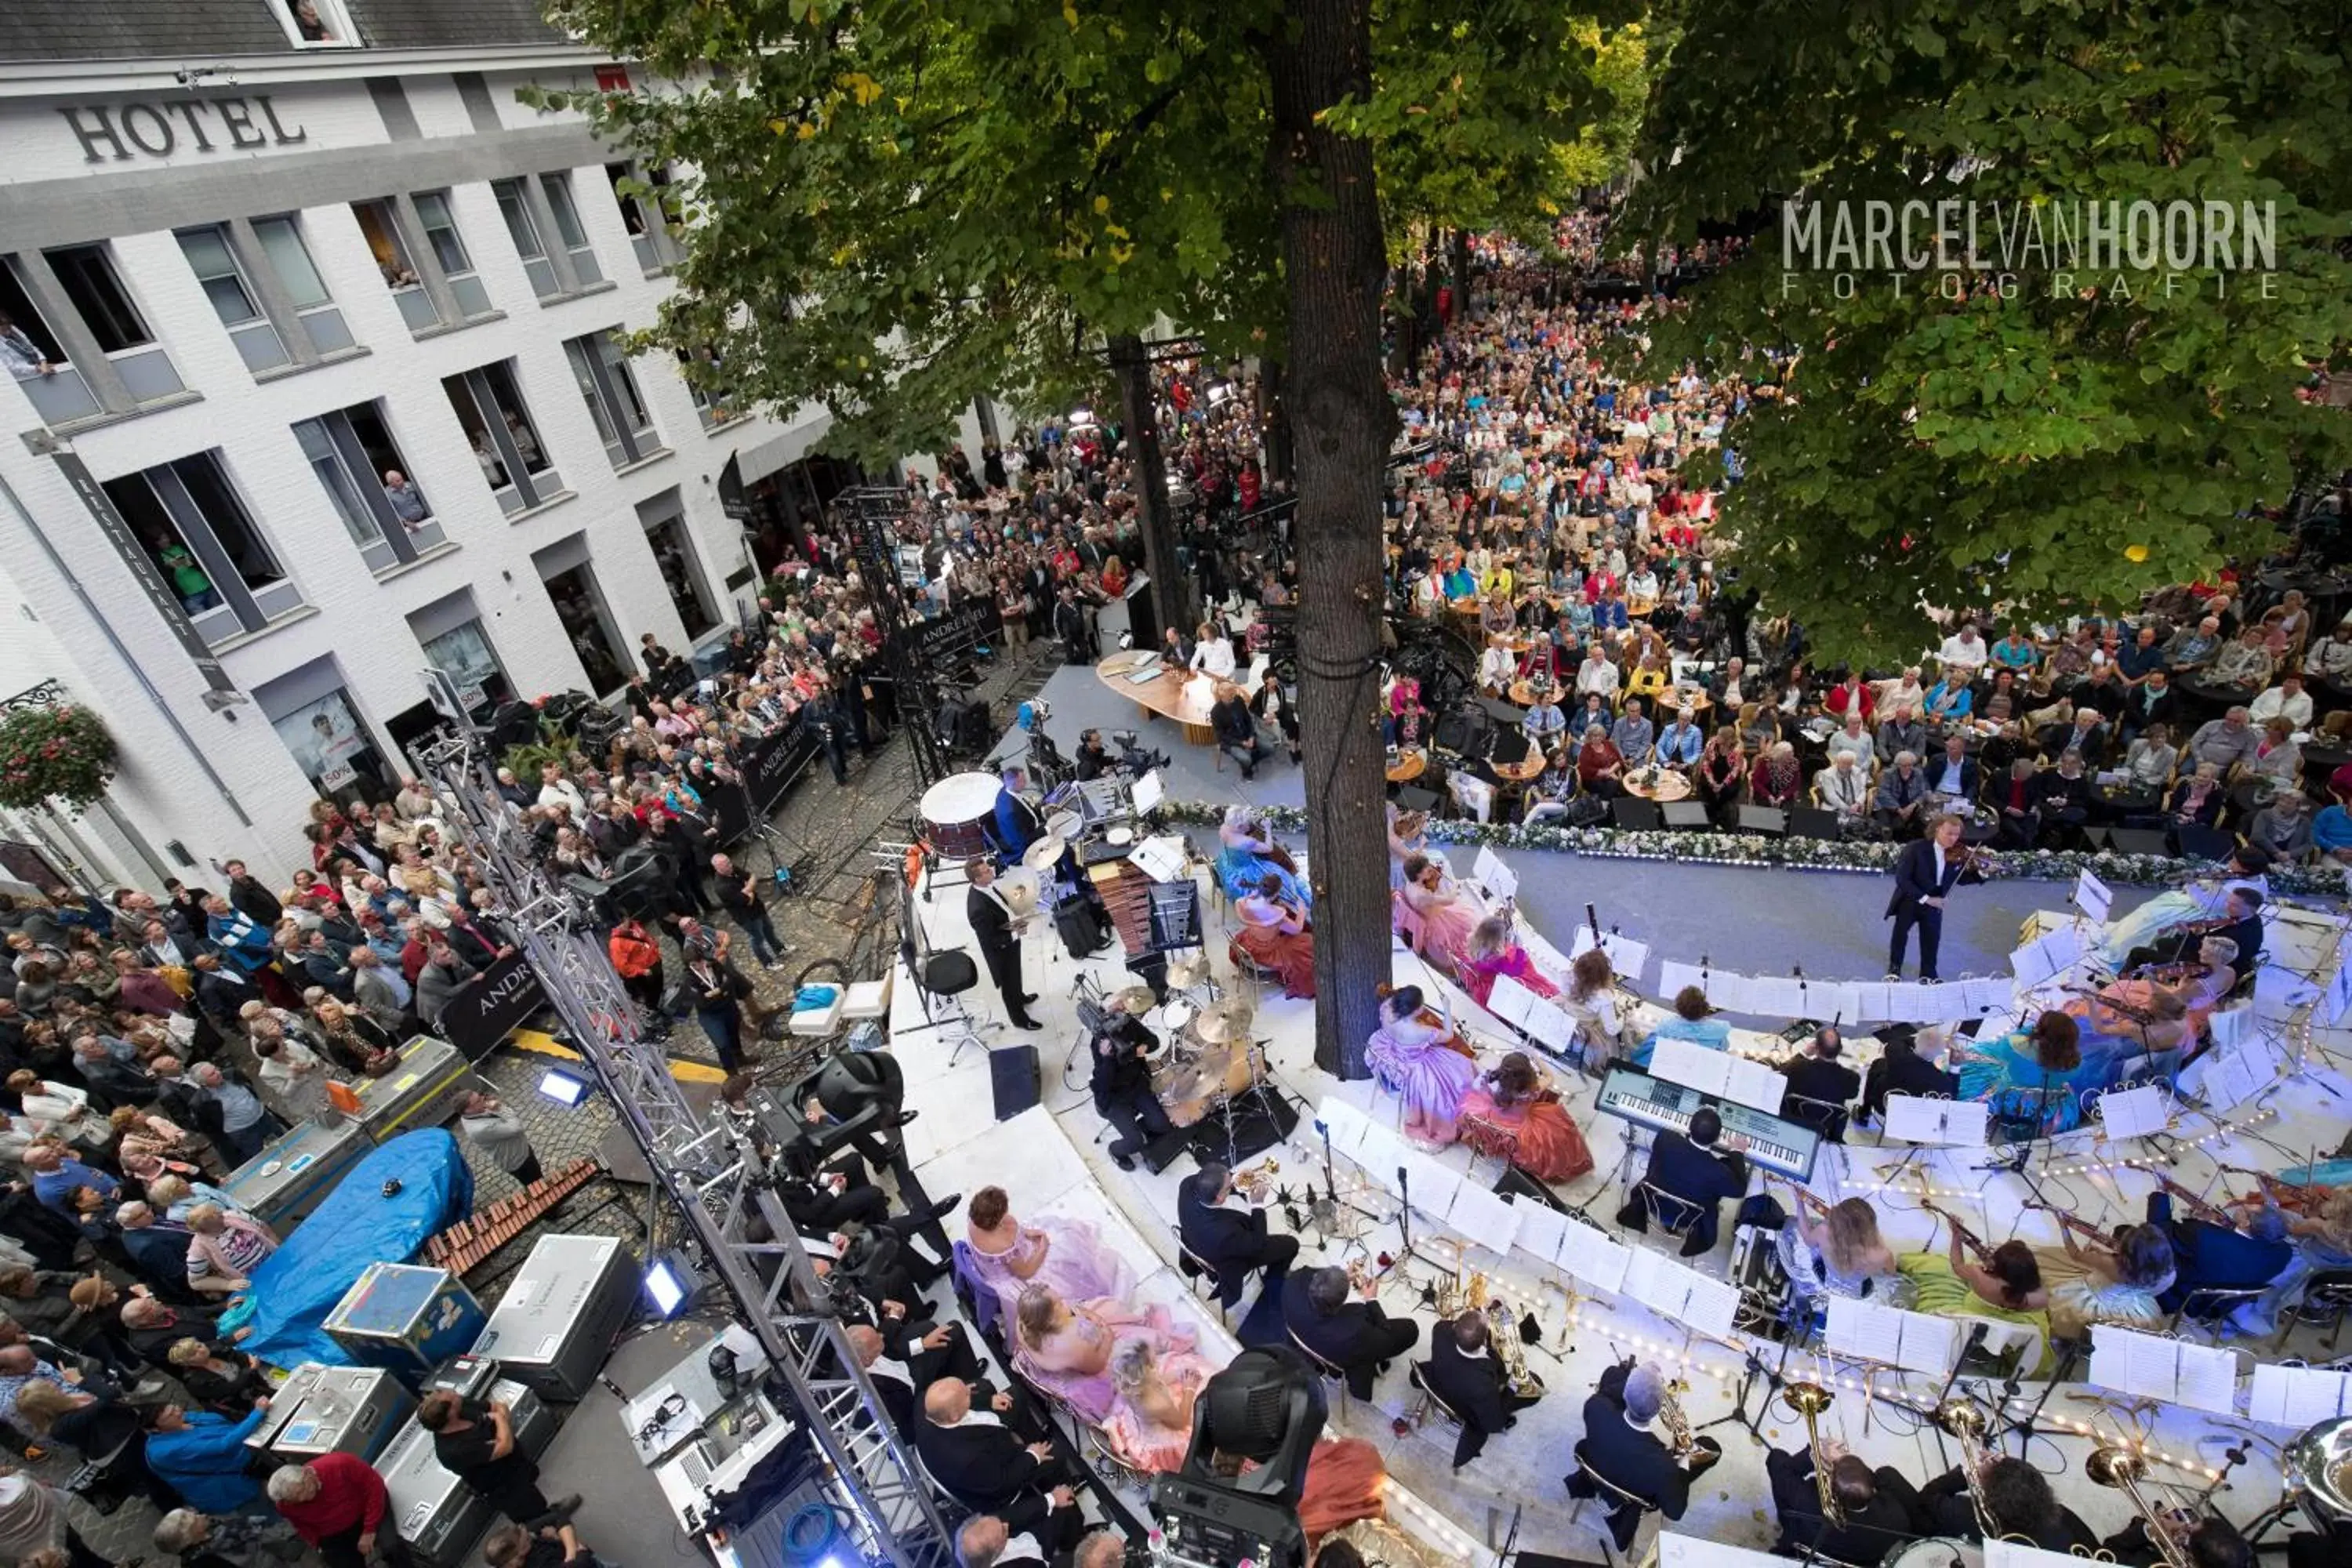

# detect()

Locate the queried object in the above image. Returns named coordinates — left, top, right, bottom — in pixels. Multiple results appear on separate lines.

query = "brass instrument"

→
left=1777, top=1379, right=1843, bottom=1527
left=1932, top=1396, right=2013, bottom=1542
left=1345, top=1255, right=1377, bottom=1295
left=1658, top=1375, right=1704, bottom=1463
left=1233, top=1159, right=1280, bottom=1204
left=2086, top=1445, right=2197, bottom=1568
left=1487, top=1298, right=1544, bottom=1399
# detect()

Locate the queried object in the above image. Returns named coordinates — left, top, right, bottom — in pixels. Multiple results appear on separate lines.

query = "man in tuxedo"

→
left=1766, top=1441, right=1918, bottom=1565
left=1778, top=1027, right=1860, bottom=1143
left=844, top=1321, right=982, bottom=1432
left=2125, top=885, right=2265, bottom=982
left=1176, top=1160, right=1298, bottom=1309
left=1566, top=1360, right=1719, bottom=1552
left=1615, top=1109, right=1747, bottom=1256
left=1858, top=1028, right=1961, bottom=1128
left=1884, top=813, right=1985, bottom=980
left=1885, top=1455, right=2097, bottom=1552
left=957, top=1510, right=1080, bottom=1568
left=1090, top=1003, right=1174, bottom=1172
left=1419, top=1309, right=1542, bottom=1469
left=1281, top=1265, right=1419, bottom=1400
left=964, top=859, right=1040, bottom=1030
left=916, top=1379, right=1080, bottom=1549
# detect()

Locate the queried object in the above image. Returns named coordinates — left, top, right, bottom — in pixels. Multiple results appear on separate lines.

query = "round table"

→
left=1624, top=768, right=1693, bottom=802
left=1491, top=753, right=1547, bottom=785
left=1508, top=679, right=1566, bottom=710
left=1385, top=749, right=1428, bottom=784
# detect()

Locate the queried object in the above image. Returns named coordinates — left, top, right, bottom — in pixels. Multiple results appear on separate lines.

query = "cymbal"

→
left=1164, top=955, right=1211, bottom=989
left=1107, top=986, right=1157, bottom=1014
left=1021, top=835, right=1068, bottom=873
left=1191, top=1001, right=1254, bottom=1044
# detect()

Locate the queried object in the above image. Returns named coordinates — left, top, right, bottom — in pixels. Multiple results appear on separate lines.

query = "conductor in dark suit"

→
left=1766, top=1442, right=1918, bottom=1565
left=964, top=858, right=1041, bottom=1030
left=1566, top=1360, right=1719, bottom=1552
left=914, top=1377, right=1080, bottom=1549
left=1282, top=1265, right=1420, bottom=1400
left=1615, top=1108, right=1748, bottom=1256
left=1419, top=1309, right=1542, bottom=1469
left=1884, top=813, right=1985, bottom=980
left=1177, top=1161, right=1298, bottom=1309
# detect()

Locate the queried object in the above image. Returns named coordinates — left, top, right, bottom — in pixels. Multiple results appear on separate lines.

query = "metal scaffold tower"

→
left=418, top=729, right=956, bottom=1568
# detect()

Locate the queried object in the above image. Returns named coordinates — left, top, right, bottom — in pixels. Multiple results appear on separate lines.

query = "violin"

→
left=2154, top=1171, right=2239, bottom=1229
left=2218, top=1163, right=2325, bottom=1216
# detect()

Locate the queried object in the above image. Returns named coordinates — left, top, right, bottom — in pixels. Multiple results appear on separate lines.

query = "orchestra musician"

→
left=1089, top=996, right=1174, bottom=1173
left=2100, top=1512, right=2256, bottom=1568
left=2122, top=886, right=2265, bottom=985
left=1281, top=1265, right=1420, bottom=1401
left=1857, top=1026, right=1958, bottom=1129
left=1884, top=814, right=1988, bottom=982
left=1765, top=1439, right=1917, bottom=1565
left=1565, top=1359, right=1720, bottom=1552
left=2143, top=1185, right=2299, bottom=1337
left=1176, top=1160, right=1298, bottom=1310
left=1615, top=1106, right=1747, bottom=1257
left=1777, top=1026, right=1860, bottom=1143
left=965, top=859, right=1042, bottom=1032
left=1889, top=1454, right=2098, bottom=1553
left=1417, top=1309, right=1543, bottom=1470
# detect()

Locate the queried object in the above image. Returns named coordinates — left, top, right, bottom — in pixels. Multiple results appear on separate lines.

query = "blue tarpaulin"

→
left=232, top=1128, right=474, bottom=1372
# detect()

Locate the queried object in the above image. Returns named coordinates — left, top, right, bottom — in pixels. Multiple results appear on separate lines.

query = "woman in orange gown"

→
left=1458, top=1051, right=1594, bottom=1184
left=1232, top=875, right=1316, bottom=998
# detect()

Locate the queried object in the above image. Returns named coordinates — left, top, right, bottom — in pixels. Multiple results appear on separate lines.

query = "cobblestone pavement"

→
left=38, top=639, right=1063, bottom=1566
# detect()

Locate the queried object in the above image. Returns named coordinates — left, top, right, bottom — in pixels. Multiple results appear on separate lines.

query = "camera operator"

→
left=1090, top=996, right=1174, bottom=1172
left=1073, top=730, right=1112, bottom=782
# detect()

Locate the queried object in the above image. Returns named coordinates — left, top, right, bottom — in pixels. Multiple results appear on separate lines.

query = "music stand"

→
left=1737, top=805, right=1788, bottom=837
left=1610, top=798, right=1664, bottom=831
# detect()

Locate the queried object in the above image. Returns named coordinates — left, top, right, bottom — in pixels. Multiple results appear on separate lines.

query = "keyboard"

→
left=1595, top=1063, right=1820, bottom=1181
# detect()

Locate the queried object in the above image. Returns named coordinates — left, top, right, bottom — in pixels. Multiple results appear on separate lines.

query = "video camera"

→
left=1108, top=729, right=1171, bottom=775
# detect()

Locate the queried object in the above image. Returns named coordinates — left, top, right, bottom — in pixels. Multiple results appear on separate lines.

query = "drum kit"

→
left=1148, top=993, right=1266, bottom=1128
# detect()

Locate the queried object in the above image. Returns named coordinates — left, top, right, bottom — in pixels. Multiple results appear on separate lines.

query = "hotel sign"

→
left=57, top=96, right=308, bottom=164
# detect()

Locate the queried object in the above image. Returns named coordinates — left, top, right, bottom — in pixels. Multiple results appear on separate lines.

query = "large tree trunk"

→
left=1259, top=358, right=1294, bottom=486
left=1108, top=332, right=1191, bottom=641
left=1265, top=0, right=1392, bottom=1080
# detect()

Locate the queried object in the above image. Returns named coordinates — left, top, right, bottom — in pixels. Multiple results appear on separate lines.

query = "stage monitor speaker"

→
left=988, top=1045, right=1040, bottom=1120
left=1659, top=800, right=1711, bottom=831
left=1432, top=705, right=1492, bottom=761
left=1395, top=786, right=1442, bottom=816
left=1737, top=805, right=1788, bottom=836
left=1489, top=727, right=1533, bottom=769
left=1494, top=1164, right=1570, bottom=1214
left=2176, top=823, right=2234, bottom=862
left=2107, top=826, right=2169, bottom=856
left=1788, top=806, right=1843, bottom=841
left=1480, top=697, right=1528, bottom=729
left=1610, top=798, right=1664, bottom=831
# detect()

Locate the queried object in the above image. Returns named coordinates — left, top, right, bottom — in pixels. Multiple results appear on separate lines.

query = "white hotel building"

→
left=0, top=0, right=848, bottom=889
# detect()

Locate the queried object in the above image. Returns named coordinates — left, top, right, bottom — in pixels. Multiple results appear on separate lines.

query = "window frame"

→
left=412, top=190, right=495, bottom=319
left=351, top=199, right=437, bottom=332
left=492, top=179, right=561, bottom=299
left=292, top=400, right=445, bottom=572
left=444, top=359, right=563, bottom=514
left=267, top=0, right=361, bottom=51
left=45, top=243, right=156, bottom=355
left=564, top=329, right=660, bottom=469
left=539, top=172, right=603, bottom=285
left=250, top=214, right=356, bottom=355
left=175, top=223, right=292, bottom=374
left=101, top=450, right=303, bottom=643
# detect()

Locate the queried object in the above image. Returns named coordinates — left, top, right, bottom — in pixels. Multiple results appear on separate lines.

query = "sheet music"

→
left=1824, top=1298, right=1907, bottom=1366
left=1882, top=1094, right=1988, bottom=1146
left=2094, top=1326, right=2184, bottom=1402
left=1355, top=1124, right=1406, bottom=1192
left=2205, top=1005, right=2253, bottom=1051
left=2198, top=1047, right=2264, bottom=1112
left=1128, top=833, right=1189, bottom=882
left=1659, top=960, right=1711, bottom=1005
left=1651, top=1038, right=1733, bottom=1096
left=2011, top=926, right=2082, bottom=988
left=1129, top=771, right=1164, bottom=815
left=1573, top=926, right=1651, bottom=987
left=1882, top=981, right=1926, bottom=1021
left=1659, top=1533, right=1797, bottom=1568
left=1473, top=846, right=1519, bottom=902
left=2283, top=1367, right=2350, bottom=1426
left=1681, top=1273, right=1740, bottom=1339
left=1316, top=1098, right=1370, bottom=1158
left=1397, top=1151, right=1461, bottom=1222
left=1447, top=1182, right=1523, bottom=1257
left=2096, top=1084, right=2169, bottom=1141
left=1745, top=976, right=1806, bottom=1018
left=1846, top=982, right=1892, bottom=1022
left=1987, top=1542, right=2102, bottom=1568
left=1896, top=1313, right=1960, bottom=1374
left=2247, top=1363, right=2298, bottom=1426
left=1911, top=984, right=1969, bottom=1025
left=1619, top=1242, right=1682, bottom=1315
left=1808, top=981, right=1861, bottom=1025
left=1960, top=976, right=2015, bottom=1015
left=1721, top=1054, right=1789, bottom=1115
left=1516, top=996, right=1579, bottom=1055
left=1555, top=1218, right=1632, bottom=1294
left=1510, top=1198, right=1570, bottom=1271
left=2074, top=869, right=2113, bottom=924
left=1702, top=971, right=1757, bottom=1014
left=2173, top=1342, right=2241, bottom=1415
left=1486, top=975, right=1541, bottom=1033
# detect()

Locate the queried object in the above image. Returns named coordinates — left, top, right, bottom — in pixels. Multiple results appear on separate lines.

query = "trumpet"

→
left=1233, top=1159, right=1280, bottom=1203
left=1777, top=1379, right=1843, bottom=1527
left=2086, top=1445, right=2197, bottom=1568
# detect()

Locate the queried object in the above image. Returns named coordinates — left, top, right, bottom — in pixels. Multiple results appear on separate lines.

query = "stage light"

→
left=1207, top=380, right=1234, bottom=407
left=642, top=1252, right=694, bottom=1317
left=536, top=1067, right=591, bottom=1107
left=1069, top=407, right=1097, bottom=429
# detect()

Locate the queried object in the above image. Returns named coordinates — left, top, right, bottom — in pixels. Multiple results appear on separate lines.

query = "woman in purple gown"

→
left=1363, top=984, right=1478, bottom=1145
left=963, top=1186, right=1134, bottom=1324
left=1013, top=1284, right=1196, bottom=1423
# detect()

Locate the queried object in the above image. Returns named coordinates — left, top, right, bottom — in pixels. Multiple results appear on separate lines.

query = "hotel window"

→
left=564, top=330, right=659, bottom=467
left=444, top=359, right=563, bottom=514
left=176, top=226, right=291, bottom=374
left=641, top=496, right=718, bottom=639
left=492, top=180, right=560, bottom=299
left=251, top=216, right=356, bottom=355
left=677, top=347, right=737, bottom=430
left=540, top=173, right=602, bottom=285
left=100, top=451, right=303, bottom=644
left=42, top=243, right=184, bottom=404
left=419, top=619, right=506, bottom=710
left=605, top=162, right=680, bottom=272
left=293, top=400, right=446, bottom=572
left=0, top=258, right=102, bottom=426
left=412, top=191, right=494, bottom=318
left=270, top=0, right=360, bottom=49
left=352, top=200, right=437, bottom=331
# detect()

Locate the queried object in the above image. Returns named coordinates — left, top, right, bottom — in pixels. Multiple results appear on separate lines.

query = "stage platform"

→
left=886, top=836, right=2352, bottom=1560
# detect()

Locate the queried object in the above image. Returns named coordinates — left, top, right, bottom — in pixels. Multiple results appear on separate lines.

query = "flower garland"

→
left=1160, top=799, right=2347, bottom=896
left=0, top=704, right=118, bottom=812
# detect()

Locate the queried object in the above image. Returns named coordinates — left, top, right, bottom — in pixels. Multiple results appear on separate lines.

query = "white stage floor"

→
left=884, top=857, right=2352, bottom=1561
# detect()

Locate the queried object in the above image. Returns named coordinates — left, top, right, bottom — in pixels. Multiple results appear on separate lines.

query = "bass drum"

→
left=1882, top=1541, right=1983, bottom=1568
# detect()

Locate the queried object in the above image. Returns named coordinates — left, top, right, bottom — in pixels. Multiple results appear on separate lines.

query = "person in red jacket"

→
left=270, top=1452, right=413, bottom=1568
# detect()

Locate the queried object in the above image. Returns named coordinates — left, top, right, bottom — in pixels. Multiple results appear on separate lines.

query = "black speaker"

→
left=1493, top=1163, right=1570, bottom=1212
left=1489, top=727, right=1533, bottom=769
left=1610, top=798, right=1664, bottom=831
left=989, top=1044, right=1041, bottom=1120
left=1432, top=704, right=1492, bottom=761
left=1659, top=800, right=1710, bottom=830
left=1138, top=1123, right=1194, bottom=1174
left=1737, top=804, right=1788, bottom=836
left=2107, top=826, right=2169, bottom=856
left=1185, top=1088, right=1298, bottom=1163
left=1394, top=786, right=1442, bottom=816
left=1788, top=806, right=1843, bottom=841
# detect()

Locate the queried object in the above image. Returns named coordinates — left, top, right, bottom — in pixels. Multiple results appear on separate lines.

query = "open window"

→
left=270, top=0, right=360, bottom=49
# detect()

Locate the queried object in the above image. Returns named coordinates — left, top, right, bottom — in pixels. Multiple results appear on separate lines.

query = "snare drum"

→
left=920, top=771, right=1003, bottom=858
left=1882, top=1541, right=1980, bottom=1568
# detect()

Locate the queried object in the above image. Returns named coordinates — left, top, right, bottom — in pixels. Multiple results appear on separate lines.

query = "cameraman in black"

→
left=1073, top=730, right=1112, bottom=782
left=1091, top=996, right=1174, bottom=1172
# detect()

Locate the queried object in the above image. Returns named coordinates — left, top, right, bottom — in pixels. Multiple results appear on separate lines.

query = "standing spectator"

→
left=190, top=1062, right=275, bottom=1164
left=681, top=929, right=754, bottom=1073
left=416, top=1389, right=578, bottom=1530
left=269, top=1453, right=415, bottom=1568
left=184, top=1205, right=276, bottom=1299
left=0, top=1468, right=108, bottom=1568
left=346, top=948, right=412, bottom=1034
left=710, top=855, right=786, bottom=968
left=605, top=916, right=666, bottom=1022
left=153, top=1506, right=305, bottom=1568
left=457, top=1093, right=543, bottom=1187
left=20, top=1147, right=115, bottom=1215
left=145, top=1401, right=270, bottom=1513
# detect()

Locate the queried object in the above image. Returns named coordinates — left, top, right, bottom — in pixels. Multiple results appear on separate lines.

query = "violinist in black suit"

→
left=1281, top=1265, right=1419, bottom=1400
left=1176, top=1161, right=1298, bottom=1309
left=1089, top=1002, right=1173, bottom=1172
left=1418, top=1309, right=1542, bottom=1469
left=1778, top=1026, right=1860, bottom=1144
left=1884, top=813, right=1987, bottom=981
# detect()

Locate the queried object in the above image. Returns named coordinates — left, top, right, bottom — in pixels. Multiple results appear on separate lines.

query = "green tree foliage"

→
left=1625, top=0, right=2352, bottom=665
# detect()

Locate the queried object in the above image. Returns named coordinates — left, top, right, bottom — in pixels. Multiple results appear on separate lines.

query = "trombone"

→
left=2086, top=1444, right=2196, bottom=1568
left=1930, top=1396, right=2020, bottom=1544
left=1776, top=1378, right=1843, bottom=1527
